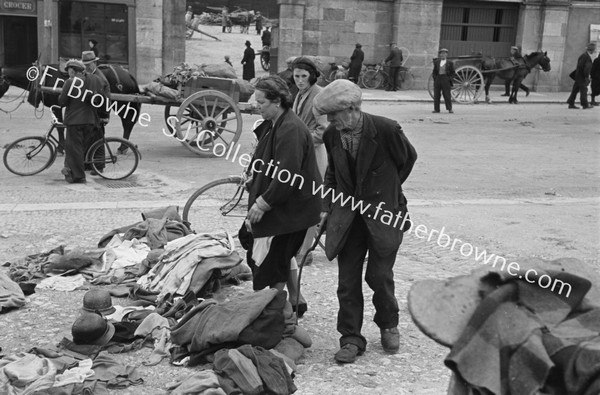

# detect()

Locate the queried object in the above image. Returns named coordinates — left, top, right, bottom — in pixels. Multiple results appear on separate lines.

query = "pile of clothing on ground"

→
left=3, top=206, right=251, bottom=302
left=408, top=257, right=600, bottom=395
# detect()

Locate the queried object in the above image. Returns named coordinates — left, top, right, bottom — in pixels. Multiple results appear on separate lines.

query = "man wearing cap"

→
left=567, top=42, right=596, bottom=109
left=384, top=43, right=403, bottom=91
left=58, top=59, right=108, bottom=183
left=313, top=80, right=417, bottom=363
left=82, top=50, right=111, bottom=175
left=432, top=48, right=455, bottom=114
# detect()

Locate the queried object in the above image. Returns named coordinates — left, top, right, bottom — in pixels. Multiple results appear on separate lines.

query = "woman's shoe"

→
left=292, top=302, right=308, bottom=318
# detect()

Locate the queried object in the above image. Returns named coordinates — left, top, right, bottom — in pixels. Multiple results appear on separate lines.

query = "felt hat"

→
left=81, top=50, right=99, bottom=64
left=438, top=48, right=449, bottom=53
left=245, top=40, right=252, bottom=46
left=82, top=288, right=116, bottom=315
left=72, top=312, right=115, bottom=346
left=65, top=59, right=85, bottom=72
left=292, top=56, right=320, bottom=77
left=313, top=79, right=362, bottom=115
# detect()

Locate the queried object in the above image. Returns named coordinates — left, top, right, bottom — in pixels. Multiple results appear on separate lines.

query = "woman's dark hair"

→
left=89, top=39, right=98, bottom=46
left=254, top=75, right=293, bottom=109
left=292, top=57, right=320, bottom=85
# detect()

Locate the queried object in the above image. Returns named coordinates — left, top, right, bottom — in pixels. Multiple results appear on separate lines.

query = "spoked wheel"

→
left=88, top=137, right=139, bottom=180
left=451, top=65, right=484, bottom=103
left=427, top=73, right=435, bottom=99
left=260, top=48, right=270, bottom=71
left=175, top=90, right=243, bottom=157
left=3, top=136, right=56, bottom=176
left=183, top=177, right=248, bottom=235
left=361, top=70, right=382, bottom=89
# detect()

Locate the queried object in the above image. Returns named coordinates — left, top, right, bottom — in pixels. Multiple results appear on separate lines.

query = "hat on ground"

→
left=313, top=79, right=362, bottom=115
left=81, top=50, right=99, bottom=64
left=72, top=312, right=115, bottom=346
left=292, top=56, right=320, bottom=77
left=82, top=288, right=116, bottom=315
left=65, top=59, right=85, bottom=72
left=438, top=48, right=449, bottom=53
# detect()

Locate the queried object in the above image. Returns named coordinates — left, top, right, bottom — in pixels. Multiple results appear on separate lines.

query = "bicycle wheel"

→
left=88, top=137, right=139, bottom=180
left=183, top=177, right=248, bottom=235
left=3, top=136, right=56, bottom=176
left=361, top=70, right=383, bottom=89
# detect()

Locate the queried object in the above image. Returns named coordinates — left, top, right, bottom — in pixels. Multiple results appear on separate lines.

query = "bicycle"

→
left=260, top=46, right=270, bottom=71
left=3, top=106, right=141, bottom=180
left=182, top=120, right=325, bottom=249
left=361, top=62, right=390, bottom=90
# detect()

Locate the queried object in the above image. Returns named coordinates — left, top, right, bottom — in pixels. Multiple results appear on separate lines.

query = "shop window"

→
left=59, top=1, right=127, bottom=64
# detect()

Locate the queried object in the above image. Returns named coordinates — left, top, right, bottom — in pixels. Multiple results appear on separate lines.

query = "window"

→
left=59, top=1, right=128, bottom=64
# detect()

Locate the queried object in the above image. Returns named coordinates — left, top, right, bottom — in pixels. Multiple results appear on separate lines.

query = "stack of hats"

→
left=71, top=289, right=116, bottom=346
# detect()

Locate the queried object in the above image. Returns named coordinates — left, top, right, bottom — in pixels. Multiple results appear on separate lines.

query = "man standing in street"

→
left=432, top=48, right=455, bottom=114
left=384, top=43, right=403, bottom=91
left=58, top=60, right=107, bottom=183
left=82, top=50, right=110, bottom=175
left=312, top=80, right=417, bottom=364
left=567, top=42, right=596, bottom=109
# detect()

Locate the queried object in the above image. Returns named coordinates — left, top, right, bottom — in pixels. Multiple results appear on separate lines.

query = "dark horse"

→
left=481, top=51, right=551, bottom=104
left=0, top=62, right=140, bottom=151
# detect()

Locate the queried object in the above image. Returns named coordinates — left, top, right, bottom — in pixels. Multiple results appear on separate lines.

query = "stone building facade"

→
left=272, top=0, right=600, bottom=91
left=0, top=0, right=185, bottom=84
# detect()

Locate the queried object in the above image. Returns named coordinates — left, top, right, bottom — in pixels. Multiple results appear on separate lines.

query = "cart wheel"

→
left=451, top=65, right=484, bottom=104
left=427, top=73, right=434, bottom=99
left=175, top=90, right=243, bottom=157
left=164, top=104, right=178, bottom=135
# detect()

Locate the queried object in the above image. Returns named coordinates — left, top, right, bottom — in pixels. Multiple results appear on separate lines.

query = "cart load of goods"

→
left=141, top=62, right=254, bottom=102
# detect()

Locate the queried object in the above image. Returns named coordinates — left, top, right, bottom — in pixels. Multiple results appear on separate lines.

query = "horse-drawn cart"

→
left=43, top=76, right=259, bottom=157
left=427, top=55, right=486, bottom=104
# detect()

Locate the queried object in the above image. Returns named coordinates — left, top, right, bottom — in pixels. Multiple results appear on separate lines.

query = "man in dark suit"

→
left=313, top=80, right=417, bottom=364
left=432, top=48, right=456, bottom=113
left=567, top=42, right=596, bottom=109
left=384, top=43, right=403, bottom=91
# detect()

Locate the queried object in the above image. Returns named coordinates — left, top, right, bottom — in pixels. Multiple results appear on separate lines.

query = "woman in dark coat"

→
left=245, top=75, right=322, bottom=293
left=348, top=43, right=364, bottom=84
left=591, top=56, right=600, bottom=106
left=241, top=40, right=256, bottom=81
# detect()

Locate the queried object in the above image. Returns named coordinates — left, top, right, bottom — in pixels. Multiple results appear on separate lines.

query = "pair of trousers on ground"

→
left=337, top=215, right=400, bottom=351
left=64, top=125, right=105, bottom=181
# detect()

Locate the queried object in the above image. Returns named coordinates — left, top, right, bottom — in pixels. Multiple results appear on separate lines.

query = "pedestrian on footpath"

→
left=58, top=59, right=107, bottom=184
left=384, top=43, right=403, bottom=91
left=313, top=79, right=417, bottom=364
left=590, top=54, right=600, bottom=106
left=432, top=48, right=455, bottom=114
left=567, top=42, right=596, bottom=109
left=348, top=43, right=364, bottom=84
left=244, top=76, right=322, bottom=300
left=82, top=50, right=110, bottom=176
left=241, top=40, right=255, bottom=82
left=255, top=11, right=263, bottom=35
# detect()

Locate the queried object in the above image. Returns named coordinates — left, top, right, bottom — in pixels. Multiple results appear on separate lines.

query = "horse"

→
left=0, top=62, right=141, bottom=152
left=481, top=51, right=551, bottom=104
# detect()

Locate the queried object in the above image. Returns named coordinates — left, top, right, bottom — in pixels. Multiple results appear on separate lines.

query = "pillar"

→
left=275, top=0, right=306, bottom=73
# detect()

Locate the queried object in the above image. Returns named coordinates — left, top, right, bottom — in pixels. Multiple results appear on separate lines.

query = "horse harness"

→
left=100, top=64, right=124, bottom=92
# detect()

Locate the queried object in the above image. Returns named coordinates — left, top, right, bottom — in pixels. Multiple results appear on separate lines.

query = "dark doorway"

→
left=3, top=16, right=37, bottom=66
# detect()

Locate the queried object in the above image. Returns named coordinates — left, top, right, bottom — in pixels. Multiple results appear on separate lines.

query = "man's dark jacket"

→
left=432, top=58, right=456, bottom=79
left=322, top=113, right=417, bottom=260
left=349, top=48, right=364, bottom=79
left=571, top=52, right=593, bottom=85
left=385, top=47, right=403, bottom=67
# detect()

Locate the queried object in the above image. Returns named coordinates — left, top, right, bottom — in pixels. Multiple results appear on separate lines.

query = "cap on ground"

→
left=82, top=288, right=116, bottom=315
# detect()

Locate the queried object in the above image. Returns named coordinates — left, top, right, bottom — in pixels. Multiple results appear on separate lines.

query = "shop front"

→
left=0, top=0, right=38, bottom=67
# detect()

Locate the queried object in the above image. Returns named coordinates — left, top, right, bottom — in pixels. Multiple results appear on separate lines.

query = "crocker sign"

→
left=1, top=0, right=36, bottom=13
